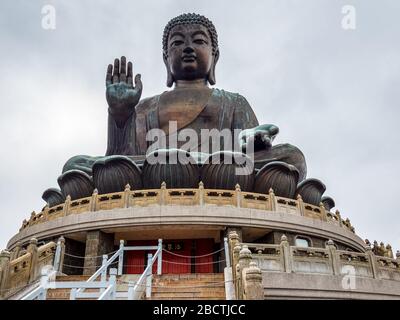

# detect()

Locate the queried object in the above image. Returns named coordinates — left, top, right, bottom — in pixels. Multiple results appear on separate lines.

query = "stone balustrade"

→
left=0, top=238, right=62, bottom=299
left=231, top=233, right=400, bottom=283
left=20, top=183, right=354, bottom=234
left=227, top=231, right=400, bottom=300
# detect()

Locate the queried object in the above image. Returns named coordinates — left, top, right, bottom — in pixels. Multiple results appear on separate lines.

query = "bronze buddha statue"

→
left=62, top=13, right=307, bottom=184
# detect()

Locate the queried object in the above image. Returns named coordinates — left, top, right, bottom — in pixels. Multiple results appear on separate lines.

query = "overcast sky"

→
left=0, top=0, right=399, bottom=253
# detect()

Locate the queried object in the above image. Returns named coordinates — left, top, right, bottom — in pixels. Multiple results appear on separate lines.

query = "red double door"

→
left=125, top=239, right=215, bottom=274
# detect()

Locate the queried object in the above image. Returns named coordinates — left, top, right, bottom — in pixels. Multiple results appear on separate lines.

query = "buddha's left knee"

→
left=272, top=143, right=307, bottom=181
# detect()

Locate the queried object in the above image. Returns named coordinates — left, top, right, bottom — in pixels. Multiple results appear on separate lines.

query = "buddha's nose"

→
left=183, top=46, right=194, bottom=54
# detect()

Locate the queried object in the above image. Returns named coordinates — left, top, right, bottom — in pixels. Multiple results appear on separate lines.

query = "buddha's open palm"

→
left=106, top=56, right=142, bottom=124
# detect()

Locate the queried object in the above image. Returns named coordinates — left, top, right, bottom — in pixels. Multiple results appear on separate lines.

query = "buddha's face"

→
left=166, top=24, right=214, bottom=82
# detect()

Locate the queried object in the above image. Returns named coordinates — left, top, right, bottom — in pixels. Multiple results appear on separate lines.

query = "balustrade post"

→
left=319, top=202, right=328, bottom=221
left=109, top=268, right=117, bottom=300
left=228, top=231, right=240, bottom=283
left=243, top=261, right=263, bottom=300
left=224, top=237, right=231, bottom=268
left=53, top=236, right=65, bottom=273
left=0, top=250, right=11, bottom=296
left=128, top=281, right=134, bottom=300
left=43, top=205, right=50, bottom=222
left=27, top=238, right=38, bottom=283
left=11, top=241, right=22, bottom=260
left=118, top=240, right=125, bottom=276
left=90, top=189, right=98, bottom=212
left=326, top=239, right=340, bottom=275
left=297, top=194, right=305, bottom=216
left=124, top=184, right=131, bottom=208
left=235, top=184, right=241, bottom=208
left=160, top=182, right=166, bottom=205
left=280, top=235, right=292, bottom=273
left=70, top=288, right=77, bottom=300
left=268, top=188, right=276, bottom=211
left=198, top=181, right=204, bottom=206
left=336, top=210, right=343, bottom=227
left=238, top=245, right=252, bottom=300
left=157, top=239, right=163, bottom=275
left=64, top=195, right=71, bottom=216
left=101, top=255, right=108, bottom=290
left=146, top=254, right=153, bottom=298
left=366, top=246, right=378, bottom=279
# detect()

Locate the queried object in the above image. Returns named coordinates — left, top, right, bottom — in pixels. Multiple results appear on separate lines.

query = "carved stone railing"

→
left=0, top=238, right=64, bottom=299
left=228, top=231, right=400, bottom=298
left=19, top=183, right=354, bottom=234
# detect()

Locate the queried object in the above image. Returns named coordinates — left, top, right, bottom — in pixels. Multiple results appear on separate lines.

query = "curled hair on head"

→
left=162, top=13, right=219, bottom=55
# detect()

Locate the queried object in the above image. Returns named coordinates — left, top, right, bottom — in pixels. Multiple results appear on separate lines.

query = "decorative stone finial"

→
left=161, top=181, right=166, bottom=189
left=233, top=244, right=242, bottom=255
left=239, top=245, right=252, bottom=260
left=229, top=231, right=239, bottom=241
left=124, top=184, right=131, bottom=191
left=280, top=234, right=288, bottom=242
left=327, top=239, right=335, bottom=247
left=268, top=188, right=275, bottom=195
left=66, top=194, right=72, bottom=201
left=246, top=261, right=262, bottom=281
left=235, top=183, right=241, bottom=191
left=198, top=181, right=204, bottom=188
left=296, top=194, right=302, bottom=201
left=29, top=238, right=38, bottom=245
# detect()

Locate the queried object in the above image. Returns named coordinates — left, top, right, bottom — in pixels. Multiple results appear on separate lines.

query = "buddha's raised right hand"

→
left=106, top=56, right=142, bottom=127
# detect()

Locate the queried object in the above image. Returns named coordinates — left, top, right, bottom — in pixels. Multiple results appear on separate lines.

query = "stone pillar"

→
left=0, top=250, right=11, bottom=296
left=243, top=261, right=263, bottom=300
left=326, top=239, right=340, bottom=275
left=279, top=235, right=292, bottom=273
left=83, top=231, right=115, bottom=275
left=27, top=238, right=38, bottom=283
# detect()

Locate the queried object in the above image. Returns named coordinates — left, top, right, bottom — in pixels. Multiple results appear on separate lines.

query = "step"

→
left=149, top=273, right=226, bottom=300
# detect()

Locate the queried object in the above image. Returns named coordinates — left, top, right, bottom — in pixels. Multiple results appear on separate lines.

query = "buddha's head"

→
left=163, top=13, right=219, bottom=87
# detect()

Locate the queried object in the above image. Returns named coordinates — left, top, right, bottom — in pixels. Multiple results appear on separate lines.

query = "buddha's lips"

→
left=182, top=55, right=196, bottom=62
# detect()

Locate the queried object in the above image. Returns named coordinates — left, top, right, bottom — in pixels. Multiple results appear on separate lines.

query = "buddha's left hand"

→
left=239, top=124, right=279, bottom=153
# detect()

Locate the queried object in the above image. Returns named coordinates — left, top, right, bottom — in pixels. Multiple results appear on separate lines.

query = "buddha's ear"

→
left=163, top=52, right=174, bottom=87
left=208, top=49, right=219, bottom=86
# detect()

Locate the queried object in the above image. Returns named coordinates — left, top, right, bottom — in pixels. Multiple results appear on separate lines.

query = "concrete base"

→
left=262, top=272, right=400, bottom=299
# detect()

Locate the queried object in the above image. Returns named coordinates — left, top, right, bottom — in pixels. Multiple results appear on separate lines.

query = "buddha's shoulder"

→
left=211, top=88, right=251, bottom=106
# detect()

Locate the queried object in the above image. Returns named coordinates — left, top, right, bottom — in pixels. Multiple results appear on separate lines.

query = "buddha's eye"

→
left=194, top=39, right=207, bottom=45
left=171, top=40, right=184, bottom=47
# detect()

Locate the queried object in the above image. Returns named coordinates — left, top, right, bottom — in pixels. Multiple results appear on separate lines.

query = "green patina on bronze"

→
left=59, top=13, right=308, bottom=200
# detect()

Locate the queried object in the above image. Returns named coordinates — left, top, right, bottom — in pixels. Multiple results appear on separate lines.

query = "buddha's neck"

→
left=174, top=79, right=209, bottom=89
